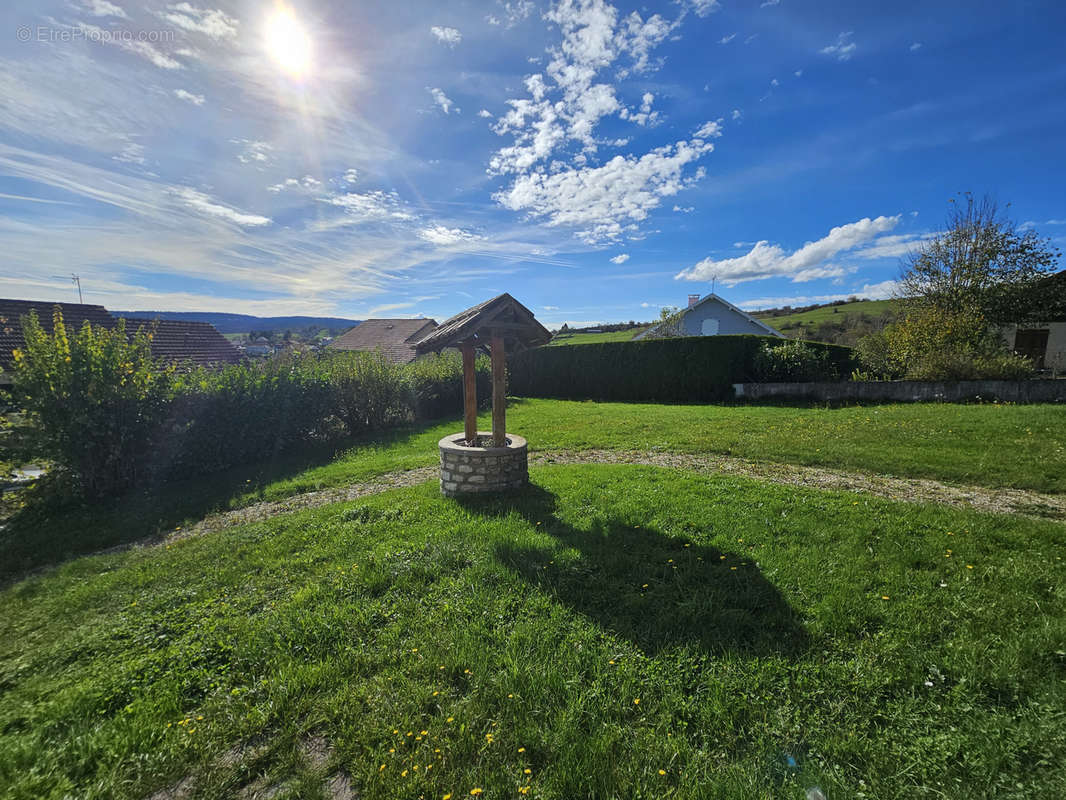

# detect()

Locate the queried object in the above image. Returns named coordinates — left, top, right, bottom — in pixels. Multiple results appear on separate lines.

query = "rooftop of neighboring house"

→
left=328, top=318, right=438, bottom=364
left=0, top=299, right=240, bottom=372
left=122, top=318, right=241, bottom=366
left=0, top=299, right=116, bottom=371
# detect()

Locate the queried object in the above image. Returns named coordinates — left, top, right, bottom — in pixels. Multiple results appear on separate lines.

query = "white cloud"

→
left=322, top=190, right=415, bottom=222
left=770, top=78, right=779, bottom=87
left=688, top=0, right=721, bottom=16
left=428, top=87, right=457, bottom=114
left=851, top=231, right=934, bottom=259
left=673, top=204, right=694, bottom=213
left=478, top=109, right=493, bottom=118
left=82, top=0, right=127, bottom=17
left=231, top=139, right=272, bottom=165
left=731, top=108, right=742, bottom=121
left=676, top=215, right=901, bottom=284
left=172, top=187, right=271, bottom=227
left=760, top=0, right=781, bottom=6
left=341, top=168, right=359, bottom=185
left=113, top=141, right=146, bottom=165
left=718, top=32, right=736, bottom=44
left=910, top=42, right=922, bottom=51
left=610, top=253, right=629, bottom=263
left=430, top=26, right=462, bottom=46
left=485, top=0, right=535, bottom=28
left=74, top=22, right=183, bottom=69
left=489, top=0, right=681, bottom=176
left=495, top=132, right=717, bottom=243
left=173, top=89, right=205, bottom=105
left=739, top=281, right=900, bottom=310
left=418, top=225, right=485, bottom=245
left=543, top=305, right=559, bottom=311
left=619, top=92, right=659, bottom=126
left=794, top=69, right=803, bottom=77
left=161, top=3, right=239, bottom=40
left=821, top=31, right=857, bottom=62
left=267, top=175, right=321, bottom=193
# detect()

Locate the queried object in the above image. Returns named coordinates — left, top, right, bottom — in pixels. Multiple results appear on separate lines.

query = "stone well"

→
left=438, top=432, right=528, bottom=497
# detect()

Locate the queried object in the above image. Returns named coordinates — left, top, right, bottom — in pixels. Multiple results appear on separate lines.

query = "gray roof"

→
left=635, top=293, right=784, bottom=339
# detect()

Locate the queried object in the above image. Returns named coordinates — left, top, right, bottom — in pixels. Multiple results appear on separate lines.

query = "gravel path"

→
left=172, top=450, right=1065, bottom=544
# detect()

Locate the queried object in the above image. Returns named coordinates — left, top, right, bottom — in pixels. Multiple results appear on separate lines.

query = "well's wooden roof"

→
left=415, top=293, right=550, bottom=353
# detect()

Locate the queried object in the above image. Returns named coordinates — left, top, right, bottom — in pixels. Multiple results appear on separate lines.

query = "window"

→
left=1014, top=329, right=1049, bottom=369
left=701, top=318, right=720, bottom=336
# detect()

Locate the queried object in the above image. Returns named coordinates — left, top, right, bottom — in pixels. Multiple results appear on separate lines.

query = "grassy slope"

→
left=545, top=329, right=646, bottom=346
left=752, top=299, right=898, bottom=331
left=2, top=400, right=1063, bottom=580
left=2, top=465, right=1064, bottom=799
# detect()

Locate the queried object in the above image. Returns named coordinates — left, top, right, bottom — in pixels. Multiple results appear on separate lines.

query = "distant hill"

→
left=112, top=311, right=361, bottom=334
left=752, top=298, right=899, bottom=345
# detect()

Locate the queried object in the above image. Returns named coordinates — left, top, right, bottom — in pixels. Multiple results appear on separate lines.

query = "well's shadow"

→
left=460, top=484, right=808, bottom=658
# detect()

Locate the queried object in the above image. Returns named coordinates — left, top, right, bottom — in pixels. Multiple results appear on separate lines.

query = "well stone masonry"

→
left=438, top=432, right=528, bottom=496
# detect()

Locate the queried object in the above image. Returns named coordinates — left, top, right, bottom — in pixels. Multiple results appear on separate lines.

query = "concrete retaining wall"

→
left=733, top=380, right=1066, bottom=403
left=438, top=432, right=528, bottom=496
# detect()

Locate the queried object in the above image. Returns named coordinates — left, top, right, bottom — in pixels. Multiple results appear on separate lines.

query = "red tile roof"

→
left=0, top=300, right=239, bottom=372
left=0, top=299, right=116, bottom=371
left=124, top=318, right=241, bottom=366
left=328, top=318, right=438, bottom=364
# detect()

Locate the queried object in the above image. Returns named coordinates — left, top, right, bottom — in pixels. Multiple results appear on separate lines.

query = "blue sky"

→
left=2, top=0, right=1065, bottom=327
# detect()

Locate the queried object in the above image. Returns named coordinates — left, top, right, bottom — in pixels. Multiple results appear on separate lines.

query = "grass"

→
left=546, top=329, right=647, bottom=346
left=2, top=464, right=1065, bottom=799
left=2, top=400, right=1063, bottom=581
left=752, top=299, right=898, bottom=331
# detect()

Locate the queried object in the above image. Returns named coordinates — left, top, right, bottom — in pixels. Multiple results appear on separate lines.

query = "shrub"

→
left=12, top=310, right=174, bottom=497
left=509, top=336, right=856, bottom=402
left=751, top=340, right=839, bottom=382
left=328, top=351, right=411, bottom=435
left=406, top=350, right=490, bottom=420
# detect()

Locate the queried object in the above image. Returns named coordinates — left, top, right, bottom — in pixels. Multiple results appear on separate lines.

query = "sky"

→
left=2, top=0, right=1065, bottom=328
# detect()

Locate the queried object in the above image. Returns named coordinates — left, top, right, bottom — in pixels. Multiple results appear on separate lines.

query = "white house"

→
left=636, top=294, right=784, bottom=340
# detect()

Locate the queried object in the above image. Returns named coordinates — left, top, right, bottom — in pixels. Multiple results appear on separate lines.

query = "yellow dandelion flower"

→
left=421, top=730, right=428, bottom=736
left=447, top=717, right=454, bottom=723
left=379, top=764, right=386, bottom=772
left=471, top=789, right=484, bottom=796
left=524, top=768, right=532, bottom=775
left=518, top=747, right=526, bottom=753
left=508, top=693, right=514, bottom=698
left=444, top=795, right=452, bottom=800
left=966, top=564, right=974, bottom=569
left=633, top=698, right=640, bottom=705
left=658, top=769, right=666, bottom=776
left=401, top=769, right=408, bottom=777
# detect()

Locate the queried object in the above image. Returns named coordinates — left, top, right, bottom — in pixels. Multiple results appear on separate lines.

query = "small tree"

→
left=857, top=194, right=1060, bottom=379
left=899, top=193, right=1061, bottom=325
left=13, top=310, right=173, bottom=497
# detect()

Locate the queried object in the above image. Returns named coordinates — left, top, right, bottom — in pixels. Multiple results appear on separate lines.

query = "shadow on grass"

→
left=0, top=415, right=457, bottom=586
left=459, top=484, right=808, bottom=658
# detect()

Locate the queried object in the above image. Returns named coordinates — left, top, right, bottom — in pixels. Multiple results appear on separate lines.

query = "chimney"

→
left=688, top=294, right=701, bottom=308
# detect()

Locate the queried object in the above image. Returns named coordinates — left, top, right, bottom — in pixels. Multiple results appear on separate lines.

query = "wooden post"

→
left=491, top=333, right=506, bottom=447
left=461, top=342, right=478, bottom=445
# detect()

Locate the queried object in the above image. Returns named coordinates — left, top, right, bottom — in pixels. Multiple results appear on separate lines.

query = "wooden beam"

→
left=461, top=342, right=478, bottom=445
left=490, top=333, right=506, bottom=447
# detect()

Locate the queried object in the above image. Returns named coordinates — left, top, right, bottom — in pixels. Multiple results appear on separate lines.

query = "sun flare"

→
left=264, top=4, right=313, bottom=79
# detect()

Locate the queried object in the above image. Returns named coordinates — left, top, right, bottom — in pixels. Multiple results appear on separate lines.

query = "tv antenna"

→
left=52, top=273, right=83, bottom=303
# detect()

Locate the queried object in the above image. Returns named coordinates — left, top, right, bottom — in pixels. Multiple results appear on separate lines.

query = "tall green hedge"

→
left=508, top=335, right=857, bottom=402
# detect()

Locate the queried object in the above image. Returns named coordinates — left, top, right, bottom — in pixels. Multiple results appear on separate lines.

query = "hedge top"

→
left=416, top=293, right=551, bottom=354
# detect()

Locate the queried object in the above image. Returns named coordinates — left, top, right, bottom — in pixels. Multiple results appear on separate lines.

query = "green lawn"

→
left=2, top=400, right=1063, bottom=581
left=546, top=329, right=646, bottom=346
left=2, top=465, right=1064, bottom=799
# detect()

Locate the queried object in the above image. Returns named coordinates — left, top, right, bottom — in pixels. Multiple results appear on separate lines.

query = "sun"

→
left=264, top=4, right=313, bottom=79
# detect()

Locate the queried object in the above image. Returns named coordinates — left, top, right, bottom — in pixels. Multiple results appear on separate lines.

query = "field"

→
left=2, top=399, right=1065, bottom=799
left=546, top=328, right=647, bottom=346
left=752, top=299, right=898, bottom=329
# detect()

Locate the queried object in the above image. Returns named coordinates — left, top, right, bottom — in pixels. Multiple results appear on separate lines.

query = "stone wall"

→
left=733, top=379, right=1066, bottom=403
left=438, top=432, right=528, bottom=496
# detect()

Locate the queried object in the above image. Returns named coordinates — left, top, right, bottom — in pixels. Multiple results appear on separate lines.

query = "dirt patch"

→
left=156, top=451, right=1066, bottom=544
